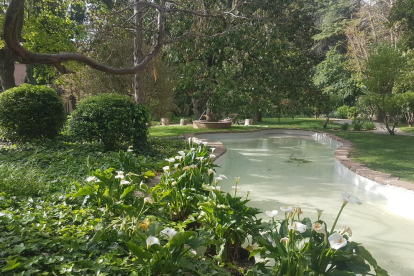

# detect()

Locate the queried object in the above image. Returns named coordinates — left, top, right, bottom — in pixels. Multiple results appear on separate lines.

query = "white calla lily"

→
left=160, top=228, right=178, bottom=239
left=289, top=221, right=307, bottom=233
left=265, top=210, right=278, bottom=218
left=178, top=150, right=186, bottom=157
left=162, top=166, right=170, bottom=172
left=328, top=233, right=347, bottom=250
left=312, top=222, right=326, bottom=234
left=146, top=236, right=160, bottom=248
left=280, top=206, right=293, bottom=213
left=342, top=193, right=362, bottom=205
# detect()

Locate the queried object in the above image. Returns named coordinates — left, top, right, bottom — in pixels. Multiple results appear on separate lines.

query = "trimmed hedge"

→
left=68, top=94, right=150, bottom=151
left=0, top=84, right=66, bottom=141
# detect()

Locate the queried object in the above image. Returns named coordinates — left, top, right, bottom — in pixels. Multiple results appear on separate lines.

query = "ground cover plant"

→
left=0, top=137, right=388, bottom=275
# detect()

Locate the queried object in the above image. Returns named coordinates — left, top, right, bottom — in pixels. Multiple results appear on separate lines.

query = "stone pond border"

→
left=186, top=128, right=414, bottom=193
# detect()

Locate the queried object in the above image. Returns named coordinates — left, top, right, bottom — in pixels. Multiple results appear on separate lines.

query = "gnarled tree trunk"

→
left=0, top=47, right=16, bottom=91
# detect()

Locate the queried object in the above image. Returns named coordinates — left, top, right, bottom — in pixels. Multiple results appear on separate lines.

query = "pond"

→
left=197, top=130, right=414, bottom=276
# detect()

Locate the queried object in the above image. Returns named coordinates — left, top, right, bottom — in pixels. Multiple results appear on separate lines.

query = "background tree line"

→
left=1, top=0, right=414, bottom=130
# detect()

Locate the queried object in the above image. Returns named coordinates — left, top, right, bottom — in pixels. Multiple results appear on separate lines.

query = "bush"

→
left=347, top=106, right=358, bottom=120
left=340, top=123, right=349, bottom=130
left=363, top=121, right=376, bottom=130
left=352, top=119, right=363, bottom=131
left=336, top=105, right=349, bottom=119
left=68, top=93, right=150, bottom=151
left=0, top=84, right=66, bottom=141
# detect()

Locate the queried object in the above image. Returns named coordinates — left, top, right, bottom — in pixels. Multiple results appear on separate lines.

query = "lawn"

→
left=399, top=125, right=414, bottom=134
left=328, top=131, right=414, bottom=182
left=149, top=117, right=340, bottom=137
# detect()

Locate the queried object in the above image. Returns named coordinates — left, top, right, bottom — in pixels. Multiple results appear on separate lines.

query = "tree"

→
left=3, top=0, right=254, bottom=103
left=363, top=43, right=406, bottom=135
left=313, top=47, right=362, bottom=106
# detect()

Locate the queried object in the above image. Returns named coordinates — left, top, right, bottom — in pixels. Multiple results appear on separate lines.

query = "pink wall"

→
left=14, top=64, right=27, bottom=86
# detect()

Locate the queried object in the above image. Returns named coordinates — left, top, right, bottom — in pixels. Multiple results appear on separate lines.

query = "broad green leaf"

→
left=73, top=186, right=95, bottom=198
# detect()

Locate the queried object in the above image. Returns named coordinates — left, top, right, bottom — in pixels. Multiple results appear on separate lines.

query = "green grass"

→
left=328, top=131, right=414, bottom=182
left=149, top=117, right=414, bottom=183
left=398, top=125, right=414, bottom=134
left=149, top=117, right=340, bottom=137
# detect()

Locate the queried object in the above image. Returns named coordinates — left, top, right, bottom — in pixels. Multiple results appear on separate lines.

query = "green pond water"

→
left=198, top=131, right=414, bottom=276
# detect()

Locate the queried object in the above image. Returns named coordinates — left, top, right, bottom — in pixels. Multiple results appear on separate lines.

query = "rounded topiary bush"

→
left=0, top=84, right=66, bottom=141
left=68, top=93, right=150, bottom=151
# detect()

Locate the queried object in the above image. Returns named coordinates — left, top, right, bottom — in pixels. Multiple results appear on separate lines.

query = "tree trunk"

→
left=253, top=109, right=262, bottom=123
left=384, top=115, right=396, bottom=135
left=252, top=96, right=262, bottom=123
left=0, top=47, right=16, bottom=91
left=133, top=0, right=145, bottom=103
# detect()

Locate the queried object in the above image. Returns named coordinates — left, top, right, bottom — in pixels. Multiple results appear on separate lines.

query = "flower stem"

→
left=330, top=202, right=347, bottom=235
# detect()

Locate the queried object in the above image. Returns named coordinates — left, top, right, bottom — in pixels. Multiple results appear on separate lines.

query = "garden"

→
left=2, top=0, right=414, bottom=275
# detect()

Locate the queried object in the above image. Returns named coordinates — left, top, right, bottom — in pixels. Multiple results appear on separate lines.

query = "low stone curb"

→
left=184, top=128, right=414, bottom=192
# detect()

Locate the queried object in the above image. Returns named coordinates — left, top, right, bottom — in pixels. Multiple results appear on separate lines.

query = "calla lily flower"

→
left=160, top=228, right=178, bottom=239
left=175, top=156, right=182, bottom=161
left=312, top=222, right=326, bottom=234
left=210, top=154, right=216, bottom=159
left=127, top=149, right=133, bottom=152
left=342, top=193, right=362, bottom=205
left=178, top=151, right=186, bottom=157
left=211, top=148, right=216, bottom=153
left=280, top=237, right=289, bottom=245
left=196, top=157, right=204, bottom=161
left=340, top=226, right=353, bottom=237
left=289, top=221, right=307, bottom=233
left=328, top=233, right=347, bottom=250
left=165, top=158, right=175, bottom=163
left=208, top=169, right=215, bottom=176
left=146, top=236, right=160, bottom=248
left=86, top=176, right=97, bottom=182
left=190, top=147, right=196, bottom=151
left=120, top=180, right=130, bottom=185
left=115, top=171, right=124, bottom=179
left=144, top=197, right=154, bottom=204
left=280, top=206, right=293, bottom=213
left=174, top=163, right=179, bottom=169
left=265, top=210, right=278, bottom=218
left=162, top=166, right=170, bottom=172
left=316, top=208, right=324, bottom=220
left=219, top=174, right=227, bottom=179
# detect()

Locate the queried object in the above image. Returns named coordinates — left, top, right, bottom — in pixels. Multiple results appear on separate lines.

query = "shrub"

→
left=0, top=84, right=66, bottom=142
left=340, top=123, right=349, bottom=130
left=336, top=105, right=349, bottom=119
left=353, top=119, right=363, bottom=131
left=348, top=106, right=358, bottom=120
left=68, top=93, right=150, bottom=151
left=363, top=121, right=376, bottom=130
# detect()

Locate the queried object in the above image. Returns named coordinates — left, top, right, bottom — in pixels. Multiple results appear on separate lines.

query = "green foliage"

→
left=340, top=123, right=349, bottom=130
left=68, top=94, right=150, bottom=151
left=0, top=137, right=186, bottom=197
left=363, top=121, right=376, bottom=130
left=0, top=84, right=66, bottom=141
left=348, top=106, right=358, bottom=120
left=364, top=44, right=406, bottom=96
left=313, top=48, right=361, bottom=105
left=336, top=105, right=349, bottom=119
left=248, top=203, right=389, bottom=275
